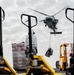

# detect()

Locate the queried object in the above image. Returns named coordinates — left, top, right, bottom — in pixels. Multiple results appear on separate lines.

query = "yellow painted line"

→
left=55, top=73, right=66, bottom=75
left=17, top=73, right=26, bottom=75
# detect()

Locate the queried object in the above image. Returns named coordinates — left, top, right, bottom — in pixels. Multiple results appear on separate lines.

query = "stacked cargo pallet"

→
left=12, top=42, right=30, bottom=70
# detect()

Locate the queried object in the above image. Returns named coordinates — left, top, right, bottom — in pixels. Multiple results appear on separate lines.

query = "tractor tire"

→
left=63, top=62, right=66, bottom=71
left=56, top=61, right=59, bottom=69
left=60, top=68, right=62, bottom=71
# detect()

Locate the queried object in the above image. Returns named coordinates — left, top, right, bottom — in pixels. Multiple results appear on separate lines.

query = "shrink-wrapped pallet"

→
left=12, top=42, right=30, bottom=70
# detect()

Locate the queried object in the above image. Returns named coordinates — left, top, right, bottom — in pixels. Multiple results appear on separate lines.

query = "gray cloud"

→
left=1, top=0, right=15, bottom=9
left=16, top=0, right=27, bottom=7
left=0, top=0, right=73, bottom=68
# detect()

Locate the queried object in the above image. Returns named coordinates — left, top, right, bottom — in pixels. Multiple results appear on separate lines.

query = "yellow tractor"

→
left=56, top=43, right=69, bottom=71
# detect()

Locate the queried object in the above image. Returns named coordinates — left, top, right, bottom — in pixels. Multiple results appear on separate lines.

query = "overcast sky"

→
left=0, top=0, right=73, bottom=68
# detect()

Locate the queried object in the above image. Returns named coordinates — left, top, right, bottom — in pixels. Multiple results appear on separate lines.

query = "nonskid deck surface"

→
left=0, top=69, right=26, bottom=75
left=54, top=68, right=66, bottom=73
left=54, top=68, right=66, bottom=75
left=16, top=68, right=66, bottom=74
left=0, top=69, right=66, bottom=75
left=17, top=68, right=66, bottom=75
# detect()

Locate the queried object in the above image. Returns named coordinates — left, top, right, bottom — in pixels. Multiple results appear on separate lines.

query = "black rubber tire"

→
left=56, top=61, right=59, bottom=69
left=60, top=68, right=62, bottom=71
left=63, top=62, right=66, bottom=71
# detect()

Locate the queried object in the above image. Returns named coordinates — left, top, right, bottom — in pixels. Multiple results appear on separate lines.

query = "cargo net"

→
left=45, top=48, right=53, bottom=57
